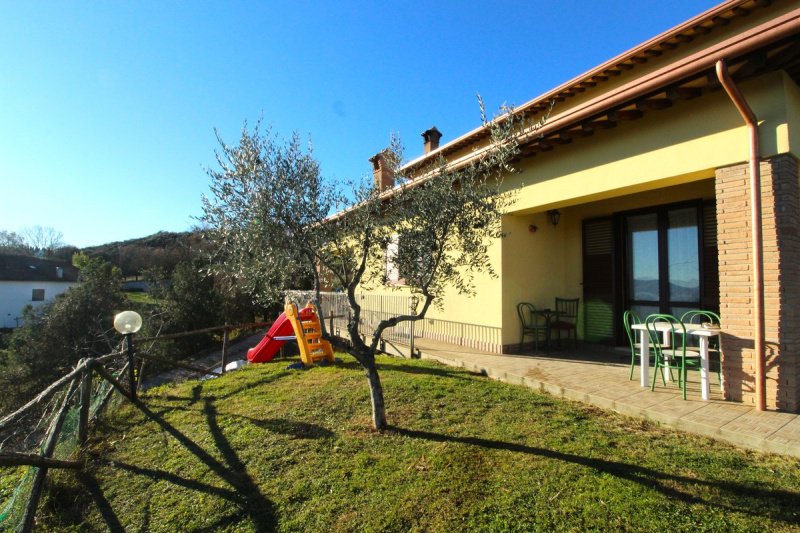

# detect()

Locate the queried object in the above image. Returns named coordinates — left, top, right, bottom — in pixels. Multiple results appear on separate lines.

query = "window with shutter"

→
left=582, top=217, right=616, bottom=345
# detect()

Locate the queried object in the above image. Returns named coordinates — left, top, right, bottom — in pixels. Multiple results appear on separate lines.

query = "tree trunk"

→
left=362, top=355, right=387, bottom=430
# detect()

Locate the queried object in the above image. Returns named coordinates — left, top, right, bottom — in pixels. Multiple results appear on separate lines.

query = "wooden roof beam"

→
left=616, top=109, right=644, bottom=121
left=566, top=125, right=594, bottom=138
left=636, top=97, right=673, bottom=111
left=667, top=86, right=703, bottom=100
left=582, top=117, right=617, bottom=130
left=545, top=135, right=573, bottom=146
left=712, top=16, right=731, bottom=27
left=732, top=51, right=768, bottom=79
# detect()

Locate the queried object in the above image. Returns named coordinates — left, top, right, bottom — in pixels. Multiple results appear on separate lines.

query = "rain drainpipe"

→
left=715, top=59, right=766, bottom=412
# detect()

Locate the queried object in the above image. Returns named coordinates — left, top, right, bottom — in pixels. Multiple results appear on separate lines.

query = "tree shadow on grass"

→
left=76, top=470, right=126, bottom=533
left=391, top=426, right=800, bottom=525
left=379, top=362, right=488, bottom=379
left=146, top=369, right=292, bottom=405
left=335, top=359, right=481, bottom=381
left=109, top=387, right=278, bottom=532
left=235, top=415, right=335, bottom=440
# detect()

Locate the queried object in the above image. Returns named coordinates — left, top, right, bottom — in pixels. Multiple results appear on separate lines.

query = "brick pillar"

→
left=715, top=154, right=800, bottom=411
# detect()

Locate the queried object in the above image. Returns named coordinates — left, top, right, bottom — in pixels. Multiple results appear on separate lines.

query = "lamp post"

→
left=409, top=294, right=420, bottom=359
left=114, top=310, right=142, bottom=400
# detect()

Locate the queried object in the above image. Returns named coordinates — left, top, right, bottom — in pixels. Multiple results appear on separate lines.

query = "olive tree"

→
left=202, top=101, right=540, bottom=430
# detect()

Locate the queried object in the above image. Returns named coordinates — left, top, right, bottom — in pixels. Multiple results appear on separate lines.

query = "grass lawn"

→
left=124, top=291, right=158, bottom=305
left=36, top=354, right=800, bottom=532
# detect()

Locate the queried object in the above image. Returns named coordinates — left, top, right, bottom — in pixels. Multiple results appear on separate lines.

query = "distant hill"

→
left=81, top=231, right=190, bottom=257
left=81, top=230, right=206, bottom=276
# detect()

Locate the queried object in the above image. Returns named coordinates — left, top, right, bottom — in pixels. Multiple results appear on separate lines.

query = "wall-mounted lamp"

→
left=547, top=209, right=561, bottom=227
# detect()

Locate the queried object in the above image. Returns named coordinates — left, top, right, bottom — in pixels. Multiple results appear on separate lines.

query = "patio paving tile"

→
left=721, top=409, right=796, bottom=437
left=767, top=416, right=800, bottom=446
left=681, top=401, right=752, bottom=429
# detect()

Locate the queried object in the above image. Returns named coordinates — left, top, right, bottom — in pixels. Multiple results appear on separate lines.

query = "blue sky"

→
left=0, top=0, right=719, bottom=248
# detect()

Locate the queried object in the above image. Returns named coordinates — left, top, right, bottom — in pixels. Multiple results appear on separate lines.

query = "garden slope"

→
left=39, top=354, right=800, bottom=532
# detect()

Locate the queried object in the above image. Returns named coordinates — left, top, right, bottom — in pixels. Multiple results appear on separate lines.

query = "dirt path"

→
left=140, top=331, right=265, bottom=390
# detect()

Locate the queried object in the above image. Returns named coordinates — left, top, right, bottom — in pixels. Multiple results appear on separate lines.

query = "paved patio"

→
left=401, top=338, right=800, bottom=459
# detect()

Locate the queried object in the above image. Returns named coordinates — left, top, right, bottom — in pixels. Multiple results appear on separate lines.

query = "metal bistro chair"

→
left=623, top=310, right=644, bottom=380
left=551, top=297, right=579, bottom=349
left=681, top=309, right=722, bottom=386
left=646, top=314, right=702, bottom=400
left=517, top=302, right=549, bottom=353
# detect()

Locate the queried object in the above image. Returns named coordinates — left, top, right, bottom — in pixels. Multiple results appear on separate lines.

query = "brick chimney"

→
left=422, top=127, right=442, bottom=154
left=369, top=150, right=394, bottom=191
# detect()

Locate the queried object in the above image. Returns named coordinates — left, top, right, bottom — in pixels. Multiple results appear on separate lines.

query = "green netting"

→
left=0, top=466, right=33, bottom=529
left=0, top=362, right=124, bottom=531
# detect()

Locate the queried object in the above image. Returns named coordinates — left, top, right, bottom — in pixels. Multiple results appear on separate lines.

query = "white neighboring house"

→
left=0, top=254, right=79, bottom=329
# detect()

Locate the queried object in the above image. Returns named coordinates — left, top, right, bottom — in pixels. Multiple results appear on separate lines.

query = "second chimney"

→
left=422, top=127, right=442, bottom=154
left=369, top=150, right=394, bottom=192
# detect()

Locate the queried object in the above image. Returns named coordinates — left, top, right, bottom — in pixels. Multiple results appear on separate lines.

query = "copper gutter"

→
left=398, top=8, right=800, bottom=184
left=409, top=0, right=764, bottom=166
left=716, top=59, right=766, bottom=411
left=327, top=6, right=800, bottom=223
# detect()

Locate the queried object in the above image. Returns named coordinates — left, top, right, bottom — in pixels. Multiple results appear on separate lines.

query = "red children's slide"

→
left=247, top=307, right=314, bottom=363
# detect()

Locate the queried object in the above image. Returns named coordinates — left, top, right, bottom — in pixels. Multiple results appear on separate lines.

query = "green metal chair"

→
left=623, top=310, right=643, bottom=380
left=551, top=297, right=579, bottom=349
left=517, top=302, right=549, bottom=353
left=681, top=309, right=722, bottom=385
left=646, top=314, right=702, bottom=399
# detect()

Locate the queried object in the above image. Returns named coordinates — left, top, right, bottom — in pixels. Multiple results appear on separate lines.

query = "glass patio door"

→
left=625, top=205, right=701, bottom=319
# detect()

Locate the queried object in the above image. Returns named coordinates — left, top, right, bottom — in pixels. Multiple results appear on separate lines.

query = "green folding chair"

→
left=646, top=314, right=701, bottom=400
left=680, top=310, right=722, bottom=386
left=623, top=310, right=643, bottom=380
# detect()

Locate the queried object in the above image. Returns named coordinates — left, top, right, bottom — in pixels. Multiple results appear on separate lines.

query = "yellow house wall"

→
left=500, top=181, right=716, bottom=346
left=785, top=72, right=800, bottom=156
left=362, top=71, right=800, bottom=349
left=505, top=72, right=793, bottom=214
left=356, top=238, right=504, bottom=329
left=494, top=71, right=798, bottom=347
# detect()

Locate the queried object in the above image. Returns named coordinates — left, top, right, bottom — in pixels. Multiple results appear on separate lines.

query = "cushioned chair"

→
left=517, top=302, right=549, bottom=353
left=646, top=314, right=701, bottom=400
left=551, top=297, right=579, bottom=349
left=623, top=310, right=644, bottom=380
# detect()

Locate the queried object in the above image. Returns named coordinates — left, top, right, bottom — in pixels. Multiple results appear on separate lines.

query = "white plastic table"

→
left=631, top=323, right=719, bottom=400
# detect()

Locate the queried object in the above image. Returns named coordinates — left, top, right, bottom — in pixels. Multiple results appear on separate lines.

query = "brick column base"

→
left=715, top=154, right=800, bottom=411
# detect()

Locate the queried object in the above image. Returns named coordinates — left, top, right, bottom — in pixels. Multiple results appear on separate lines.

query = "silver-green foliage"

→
left=201, top=100, right=534, bottom=428
left=201, top=125, right=338, bottom=307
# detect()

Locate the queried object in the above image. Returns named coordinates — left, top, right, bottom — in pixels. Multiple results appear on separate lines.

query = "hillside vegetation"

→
left=38, top=354, right=800, bottom=532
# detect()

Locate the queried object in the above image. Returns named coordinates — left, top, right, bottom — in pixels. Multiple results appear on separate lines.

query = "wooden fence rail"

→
left=0, top=317, right=276, bottom=532
left=20, top=377, right=80, bottom=531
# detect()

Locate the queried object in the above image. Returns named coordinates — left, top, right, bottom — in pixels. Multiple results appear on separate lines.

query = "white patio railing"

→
left=286, top=290, right=502, bottom=355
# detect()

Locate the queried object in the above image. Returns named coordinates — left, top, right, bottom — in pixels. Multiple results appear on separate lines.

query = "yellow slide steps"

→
left=284, top=302, right=335, bottom=366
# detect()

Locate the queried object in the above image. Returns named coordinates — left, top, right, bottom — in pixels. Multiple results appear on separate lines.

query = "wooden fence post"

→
left=78, top=359, right=92, bottom=447
left=93, top=362, right=129, bottom=422
left=20, top=378, right=79, bottom=532
left=220, top=327, right=229, bottom=375
left=137, top=359, right=146, bottom=393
